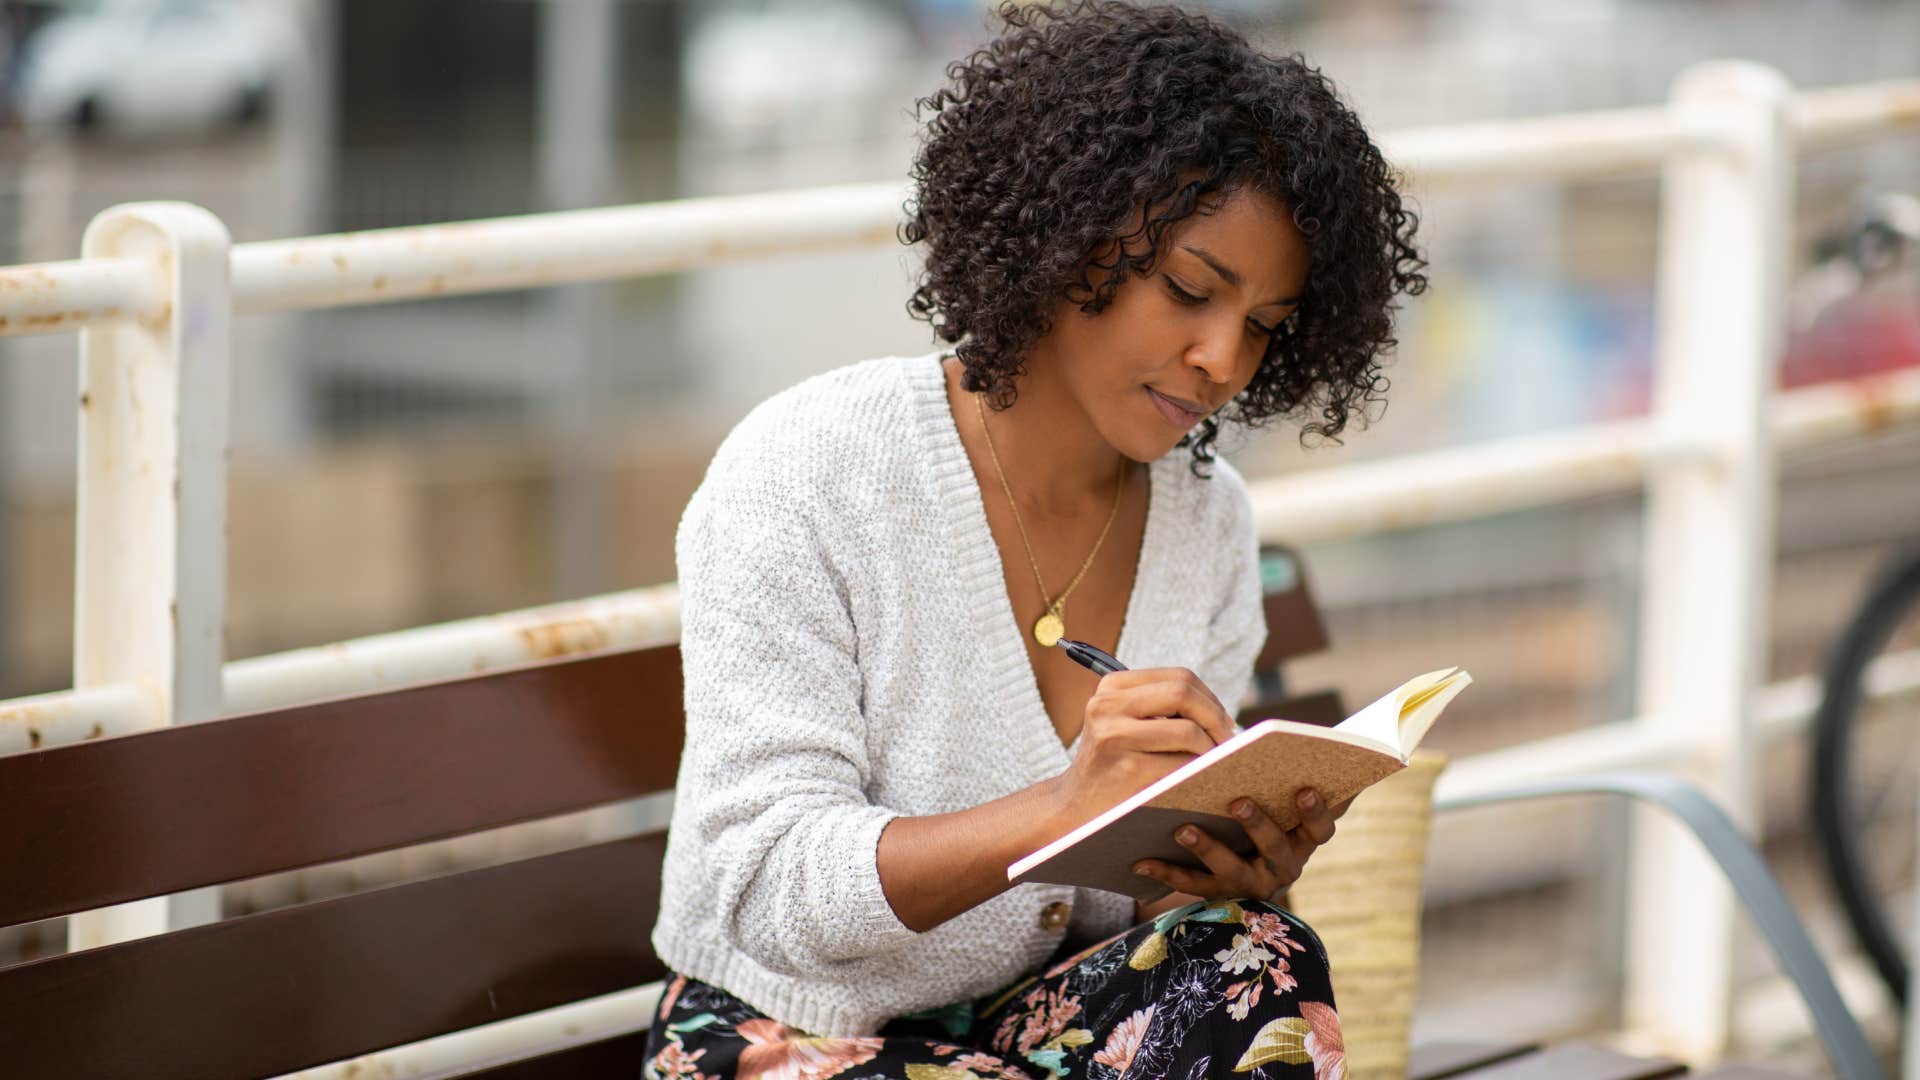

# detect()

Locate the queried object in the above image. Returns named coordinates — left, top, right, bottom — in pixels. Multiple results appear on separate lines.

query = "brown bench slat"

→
left=1410, top=1040, right=1544, bottom=1079
left=461, top=1032, right=650, bottom=1078
left=0, top=645, right=682, bottom=928
left=0, top=833, right=667, bottom=1079
left=1445, top=1042, right=1689, bottom=1079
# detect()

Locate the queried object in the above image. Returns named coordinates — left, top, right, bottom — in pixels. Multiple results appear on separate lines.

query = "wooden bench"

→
left=0, top=548, right=1869, bottom=1077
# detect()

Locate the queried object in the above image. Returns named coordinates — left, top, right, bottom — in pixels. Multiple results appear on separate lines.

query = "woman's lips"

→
left=1147, top=387, right=1204, bottom=428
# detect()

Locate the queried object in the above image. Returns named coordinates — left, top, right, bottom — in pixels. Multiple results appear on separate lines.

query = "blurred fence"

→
left=3, top=59, right=1920, bottom=1076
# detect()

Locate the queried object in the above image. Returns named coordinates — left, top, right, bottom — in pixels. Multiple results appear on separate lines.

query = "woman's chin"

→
left=1112, top=430, right=1183, bottom=463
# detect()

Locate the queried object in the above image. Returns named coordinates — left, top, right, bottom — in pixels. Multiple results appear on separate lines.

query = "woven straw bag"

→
left=1286, top=751, right=1448, bottom=1080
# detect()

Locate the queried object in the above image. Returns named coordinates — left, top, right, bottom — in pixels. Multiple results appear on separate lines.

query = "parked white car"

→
left=15, top=0, right=293, bottom=134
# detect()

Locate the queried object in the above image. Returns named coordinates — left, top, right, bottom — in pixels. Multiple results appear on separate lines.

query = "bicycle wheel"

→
left=1811, top=546, right=1920, bottom=1006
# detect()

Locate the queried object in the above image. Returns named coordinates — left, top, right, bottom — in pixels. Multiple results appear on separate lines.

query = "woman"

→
left=645, top=3, right=1425, bottom=1077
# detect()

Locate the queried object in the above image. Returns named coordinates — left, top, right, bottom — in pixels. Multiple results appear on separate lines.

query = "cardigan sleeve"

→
left=671, top=423, right=920, bottom=976
left=1199, top=461, right=1266, bottom=719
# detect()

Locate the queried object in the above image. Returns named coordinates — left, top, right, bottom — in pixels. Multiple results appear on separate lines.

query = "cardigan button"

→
left=1038, top=900, right=1072, bottom=932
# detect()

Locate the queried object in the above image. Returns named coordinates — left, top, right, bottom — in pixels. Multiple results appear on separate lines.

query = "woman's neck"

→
left=953, top=353, right=1133, bottom=517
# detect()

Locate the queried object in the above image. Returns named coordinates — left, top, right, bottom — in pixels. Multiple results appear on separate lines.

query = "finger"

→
left=1292, top=789, right=1337, bottom=846
left=1132, top=858, right=1227, bottom=899
left=1094, top=671, right=1234, bottom=745
left=1171, top=823, right=1274, bottom=896
left=1090, top=715, right=1218, bottom=758
left=1094, top=667, right=1223, bottom=711
left=1089, top=666, right=1182, bottom=690
left=1230, top=798, right=1305, bottom=879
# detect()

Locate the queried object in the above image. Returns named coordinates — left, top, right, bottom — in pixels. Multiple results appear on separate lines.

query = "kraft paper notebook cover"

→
left=1008, top=667, right=1472, bottom=901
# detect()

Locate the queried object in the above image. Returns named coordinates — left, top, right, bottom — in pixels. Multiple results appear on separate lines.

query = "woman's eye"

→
left=1163, top=277, right=1205, bottom=306
left=1165, top=272, right=1285, bottom=336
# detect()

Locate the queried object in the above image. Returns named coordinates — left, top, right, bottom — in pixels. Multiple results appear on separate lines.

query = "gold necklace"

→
left=975, top=392, right=1126, bottom=648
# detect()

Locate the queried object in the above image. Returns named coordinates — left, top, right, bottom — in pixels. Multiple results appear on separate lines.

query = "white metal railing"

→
left=4, top=61, right=1920, bottom=1075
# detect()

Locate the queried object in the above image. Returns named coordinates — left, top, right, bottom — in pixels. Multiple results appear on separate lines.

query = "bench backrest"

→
left=0, top=647, right=683, bottom=1077
left=0, top=546, right=1332, bottom=1076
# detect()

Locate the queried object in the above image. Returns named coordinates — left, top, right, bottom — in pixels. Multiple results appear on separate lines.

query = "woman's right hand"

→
left=1044, top=667, right=1237, bottom=834
left=878, top=667, right=1238, bottom=932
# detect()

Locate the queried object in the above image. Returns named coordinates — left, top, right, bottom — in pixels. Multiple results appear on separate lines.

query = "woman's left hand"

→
left=1133, top=788, right=1351, bottom=902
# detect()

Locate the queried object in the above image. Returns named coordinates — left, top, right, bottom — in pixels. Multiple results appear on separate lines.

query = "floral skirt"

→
left=642, top=899, right=1344, bottom=1080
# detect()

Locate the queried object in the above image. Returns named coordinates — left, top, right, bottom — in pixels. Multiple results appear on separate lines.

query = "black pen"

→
left=1057, top=637, right=1128, bottom=677
left=1059, top=638, right=1227, bottom=746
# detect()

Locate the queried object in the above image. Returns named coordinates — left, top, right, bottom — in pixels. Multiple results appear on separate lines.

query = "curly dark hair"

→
left=901, top=0, right=1427, bottom=468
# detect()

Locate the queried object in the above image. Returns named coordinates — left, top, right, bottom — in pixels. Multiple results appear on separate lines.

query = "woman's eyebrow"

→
left=1178, top=243, right=1301, bottom=307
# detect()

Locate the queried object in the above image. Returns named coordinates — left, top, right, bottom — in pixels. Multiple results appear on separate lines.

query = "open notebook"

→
left=1008, top=667, right=1472, bottom=901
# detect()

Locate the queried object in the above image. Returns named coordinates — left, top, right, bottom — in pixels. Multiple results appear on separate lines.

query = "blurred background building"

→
left=2, top=0, right=1918, bottom=1068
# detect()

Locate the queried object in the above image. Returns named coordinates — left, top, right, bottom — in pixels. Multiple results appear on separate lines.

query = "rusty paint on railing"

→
left=0, top=682, right=158, bottom=756
left=0, top=256, right=168, bottom=337
left=218, top=583, right=682, bottom=717
left=1773, top=368, right=1920, bottom=450
left=2, top=588, right=681, bottom=753
left=224, top=182, right=909, bottom=315
left=1794, top=77, right=1920, bottom=146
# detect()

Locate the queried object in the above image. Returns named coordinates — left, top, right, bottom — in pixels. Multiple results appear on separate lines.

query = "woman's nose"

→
left=1183, top=318, right=1248, bottom=383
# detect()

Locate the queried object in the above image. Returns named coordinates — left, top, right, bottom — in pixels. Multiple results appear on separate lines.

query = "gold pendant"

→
left=1033, top=610, right=1065, bottom=647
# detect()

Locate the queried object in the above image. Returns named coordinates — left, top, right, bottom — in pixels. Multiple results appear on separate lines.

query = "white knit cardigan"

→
left=650, top=350, right=1267, bottom=1036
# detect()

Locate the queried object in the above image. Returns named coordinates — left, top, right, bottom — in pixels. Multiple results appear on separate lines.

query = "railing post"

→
left=66, top=203, right=232, bottom=950
left=1628, top=62, right=1794, bottom=1060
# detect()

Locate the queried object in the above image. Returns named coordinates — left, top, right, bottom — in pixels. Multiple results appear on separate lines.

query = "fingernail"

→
left=1133, top=862, right=1153, bottom=876
left=1298, top=790, right=1319, bottom=810
left=1177, top=827, right=1198, bottom=846
left=1233, top=800, right=1254, bottom=820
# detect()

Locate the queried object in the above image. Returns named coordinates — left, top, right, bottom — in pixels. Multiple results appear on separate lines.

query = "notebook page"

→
left=1333, top=684, right=1405, bottom=751
left=1335, top=667, right=1467, bottom=757
left=1397, top=668, right=1472, bottom=751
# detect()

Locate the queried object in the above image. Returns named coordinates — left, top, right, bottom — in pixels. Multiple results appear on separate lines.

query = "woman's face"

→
left=1042, top=186, right=1311, bottom=462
